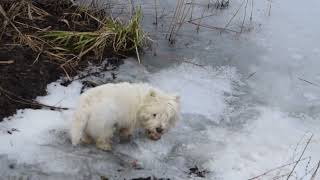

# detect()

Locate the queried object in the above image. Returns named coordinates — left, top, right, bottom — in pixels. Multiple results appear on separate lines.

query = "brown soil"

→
left=0, top=46, right=61, bottom=120
left=0, top=0, right=121, bottom=121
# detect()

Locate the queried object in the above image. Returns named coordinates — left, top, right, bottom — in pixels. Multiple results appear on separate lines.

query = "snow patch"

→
left=149, top=62, right=241, bottom=122
left=209, top=107, right=320, bottom=179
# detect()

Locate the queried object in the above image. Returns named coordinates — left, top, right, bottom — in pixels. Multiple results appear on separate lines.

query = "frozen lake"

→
left=1, top=0, right=320, bottom=179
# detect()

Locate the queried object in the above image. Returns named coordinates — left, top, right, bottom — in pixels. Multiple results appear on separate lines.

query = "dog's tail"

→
left=70, top=109, right=88, bottom=146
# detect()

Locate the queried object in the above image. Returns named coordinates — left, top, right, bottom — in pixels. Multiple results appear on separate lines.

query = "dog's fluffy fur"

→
left=70, top=82, right=180, bottom=151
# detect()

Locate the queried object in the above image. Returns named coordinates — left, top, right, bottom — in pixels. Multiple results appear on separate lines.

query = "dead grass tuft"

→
left=0, top=0, right=146, bottom=76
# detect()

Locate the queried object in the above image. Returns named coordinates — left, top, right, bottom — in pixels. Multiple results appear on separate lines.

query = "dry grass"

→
left=166, top=0, right=192, bottom=44
left=249, top=133, right=320, bottom=180
left=0, top=0, right=146, bottom=76
left=41, top=9, right=144, bottom=63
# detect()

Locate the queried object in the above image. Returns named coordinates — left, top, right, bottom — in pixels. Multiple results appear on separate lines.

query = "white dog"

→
left=70, top=82, right=180, bottom=151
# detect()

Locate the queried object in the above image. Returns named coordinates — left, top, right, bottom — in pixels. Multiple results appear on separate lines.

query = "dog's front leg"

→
left=119, top=127, right=133, bottom=143
left=96, top=137, right=112, bottom=151
left=81, top=133, right=93, bottom=144
left=96, top=129, right=113, bottom=151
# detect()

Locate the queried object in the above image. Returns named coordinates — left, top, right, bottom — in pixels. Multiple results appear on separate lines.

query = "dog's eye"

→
left=153, top=114, right=157, bottom=117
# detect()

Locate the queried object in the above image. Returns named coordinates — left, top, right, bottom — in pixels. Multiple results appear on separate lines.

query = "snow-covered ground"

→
left=1, top=0, right=320, bottom=179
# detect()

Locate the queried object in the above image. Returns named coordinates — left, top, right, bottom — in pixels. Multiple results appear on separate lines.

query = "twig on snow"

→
left=0, top=86, right=70, bottom=111
left=286, top=134, right=313, bottom=180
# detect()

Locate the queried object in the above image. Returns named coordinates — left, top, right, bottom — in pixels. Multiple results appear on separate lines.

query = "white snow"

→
left=0, top=60, right=240, bottom=179
left=149, top=63, right=241, bottom=122
left=207, top=108, right=320, bottom=179
left=0, top=82, right=81, bottom=169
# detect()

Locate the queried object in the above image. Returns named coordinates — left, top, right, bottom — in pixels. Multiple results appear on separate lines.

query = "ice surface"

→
left=0, top=61, right=240, bottom=179
left=1, top=0, right=320, bottom=179
left=149, top=63, right=241, bottom=123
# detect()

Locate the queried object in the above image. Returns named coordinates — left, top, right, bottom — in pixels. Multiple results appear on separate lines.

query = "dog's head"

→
left=138, top=88, right=180, bottom=140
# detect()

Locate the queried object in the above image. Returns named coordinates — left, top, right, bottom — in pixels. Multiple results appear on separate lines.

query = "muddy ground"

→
left=0, top=46, right=61, bottom=120
left=0, top=0, right=121, bottom=120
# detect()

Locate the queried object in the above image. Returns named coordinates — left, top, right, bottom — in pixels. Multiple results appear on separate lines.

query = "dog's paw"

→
left=81, top=134, right=93, bottom=144
left=119, top=134, right=132, bottom=143
left=96, top=142, right=112, bottom=151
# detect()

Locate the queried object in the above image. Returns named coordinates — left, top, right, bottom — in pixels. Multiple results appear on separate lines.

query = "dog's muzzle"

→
left=146, top=129, right=162, bottom=140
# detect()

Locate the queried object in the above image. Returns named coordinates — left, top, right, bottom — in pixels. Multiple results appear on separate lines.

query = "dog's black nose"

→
left=156, top=127, right=163, bottom=134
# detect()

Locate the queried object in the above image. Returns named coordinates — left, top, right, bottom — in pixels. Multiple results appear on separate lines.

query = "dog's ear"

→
left=174, top=95, right=180, bottom=102
left=171, top=94, right=180, bottom=102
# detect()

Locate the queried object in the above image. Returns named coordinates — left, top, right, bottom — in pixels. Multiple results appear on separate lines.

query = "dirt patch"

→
left=130, top=177, right=170, bottom=180
left=0, top=0, right=133, bottom=120
left=188, top=166, right=209, bottom=178
left=0, top=46, right=62, bottom=120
